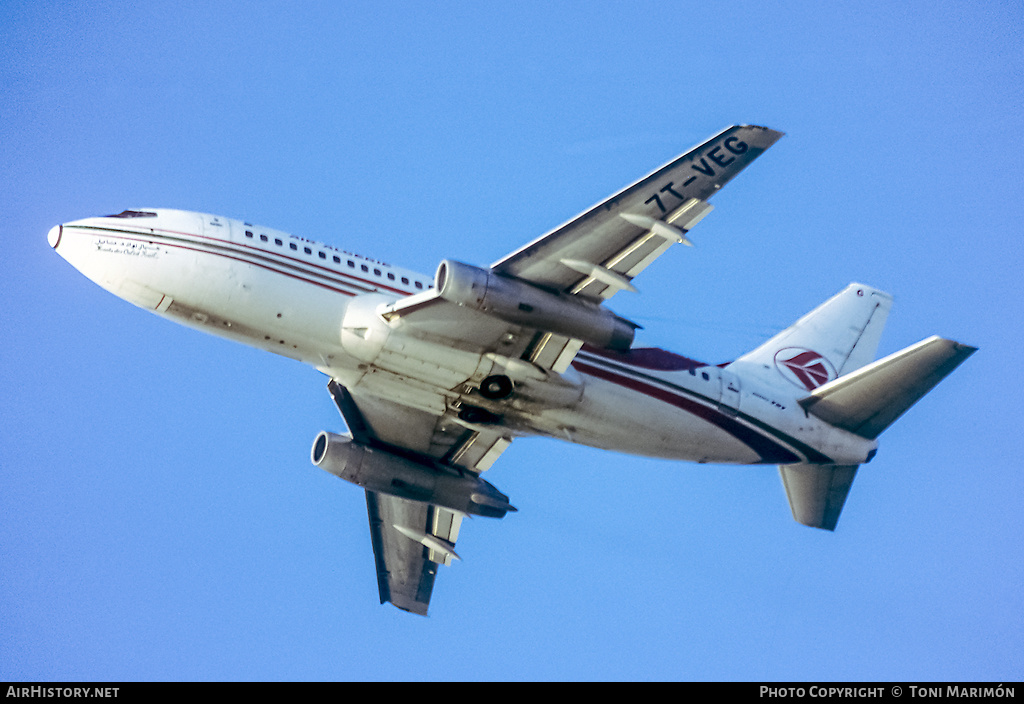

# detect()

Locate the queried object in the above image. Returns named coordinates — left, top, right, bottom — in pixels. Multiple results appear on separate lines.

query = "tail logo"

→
left=774, top=348, right=836, bottom=391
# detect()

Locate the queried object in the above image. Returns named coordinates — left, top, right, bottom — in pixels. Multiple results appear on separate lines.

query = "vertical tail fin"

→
left=727, top=283, right=893, bottom=392
left=744, top=286, right=978, bottom=532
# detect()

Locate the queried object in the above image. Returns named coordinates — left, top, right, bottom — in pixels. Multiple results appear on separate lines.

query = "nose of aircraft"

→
left=47, top=224, right=62, bottom=249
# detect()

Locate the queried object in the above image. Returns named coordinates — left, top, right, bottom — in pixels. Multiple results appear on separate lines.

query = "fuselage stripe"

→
left=572, top=358, right=804, bottom=464
left=70, top=225, right=422, bottom=298
left=575, top=351, right=833, bottom=464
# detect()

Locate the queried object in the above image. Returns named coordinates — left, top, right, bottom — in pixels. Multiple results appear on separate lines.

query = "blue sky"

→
left=2, top=0, right=1022, bottom=681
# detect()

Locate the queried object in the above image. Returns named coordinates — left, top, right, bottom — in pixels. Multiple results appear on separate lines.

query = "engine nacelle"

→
left=311, top=432, right=515, bottom=518
left=435, top=260, right=636, bottom=351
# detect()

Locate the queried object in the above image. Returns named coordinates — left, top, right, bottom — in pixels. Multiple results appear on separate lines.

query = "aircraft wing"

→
left=365, top=492, right=462, bottom=615
left=491, top=124, right=784, bottom=299
left=327, top=380, right=511, bottom=615
left=383, top=124, right=783, bottom=371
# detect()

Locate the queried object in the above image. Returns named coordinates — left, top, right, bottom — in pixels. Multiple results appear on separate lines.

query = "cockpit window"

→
left=106, top=210, right=157, bottom=218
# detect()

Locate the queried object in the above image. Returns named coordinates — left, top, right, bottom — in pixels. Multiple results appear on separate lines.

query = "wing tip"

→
left=389, top=595, right=430, bottom=616
left=739, top=123, right=786, bottom=142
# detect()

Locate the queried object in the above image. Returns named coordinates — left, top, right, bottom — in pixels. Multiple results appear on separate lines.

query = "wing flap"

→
left=426, top=506, right=463, bottom=565
left=568, top=199, right=713, bottom=300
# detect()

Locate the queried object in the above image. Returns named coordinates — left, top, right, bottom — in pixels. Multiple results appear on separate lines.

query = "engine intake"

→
left=311, top=432, right=515, bottom=518
left=435, top=260, right=635, bottom=350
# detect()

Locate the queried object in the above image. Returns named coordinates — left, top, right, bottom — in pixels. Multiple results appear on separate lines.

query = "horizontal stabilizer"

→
left=779, top=463, right=859, bottom=531
left=799, top=336, right=977, bottom=439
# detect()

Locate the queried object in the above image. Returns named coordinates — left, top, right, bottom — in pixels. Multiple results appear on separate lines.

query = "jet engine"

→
left=435, top=260, right=636, bottom=350
left=311, top=431, right=515, bottom=518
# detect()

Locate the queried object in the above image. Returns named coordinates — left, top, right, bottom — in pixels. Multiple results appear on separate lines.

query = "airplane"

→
left=48, top=124, right=976, bottom=615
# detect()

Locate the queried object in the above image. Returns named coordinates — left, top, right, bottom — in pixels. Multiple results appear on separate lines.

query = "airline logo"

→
left=774, top=348, right=836, bottom=391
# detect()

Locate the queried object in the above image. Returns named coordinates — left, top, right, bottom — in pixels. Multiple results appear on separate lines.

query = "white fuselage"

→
left=49, top=209, right=876, bottom=467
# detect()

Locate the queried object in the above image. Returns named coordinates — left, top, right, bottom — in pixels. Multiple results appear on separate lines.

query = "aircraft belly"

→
left=168, top=263, right=354, bottom=366
left=66, top=226, right=351, bottom=365
left=339, top=293, right=495, bottom=393
left=563, top=375, right=761, bottom=463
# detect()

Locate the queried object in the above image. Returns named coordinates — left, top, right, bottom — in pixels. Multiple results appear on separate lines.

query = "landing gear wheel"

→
left=479, top=374, right=514, bottom=400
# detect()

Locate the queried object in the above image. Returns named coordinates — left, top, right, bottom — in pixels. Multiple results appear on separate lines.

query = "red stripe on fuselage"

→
left=572, top=359, right=801, bottom=464
left=129, top=222, right=418, bottom=297
left=69, top=226, right=417, bottom=298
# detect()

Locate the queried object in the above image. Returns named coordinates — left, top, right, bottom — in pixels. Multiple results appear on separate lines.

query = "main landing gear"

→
left=479, top=374, right=514, bottom=400
left=457, top=374, right=514, bottom=425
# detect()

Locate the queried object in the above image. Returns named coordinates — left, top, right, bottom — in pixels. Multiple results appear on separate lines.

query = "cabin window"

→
left=347, top=260, right=355, bottom=268
left=387, top=272, right=395, bottom=280
left=333, top=255, right=341, bottom=264
left=304, top=247, right=312, bottom=255
left=361, top=264, right=369, bottom=273
left=401, top=277, right=409, bottom=285
left=373, top=268, right=381, bottom=276
left=701, top=372, right=710, bottom=381
left=245, top=230, right=254, bottom=238
left=260, top=234, right=268, bottom=242
left=319, top=251, right=326, bottom=260
left=275, top=238, right=283, bottom=246
left=415, top=281, right=424, bottom=289
left=290, top=243, right=297, bottom=251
